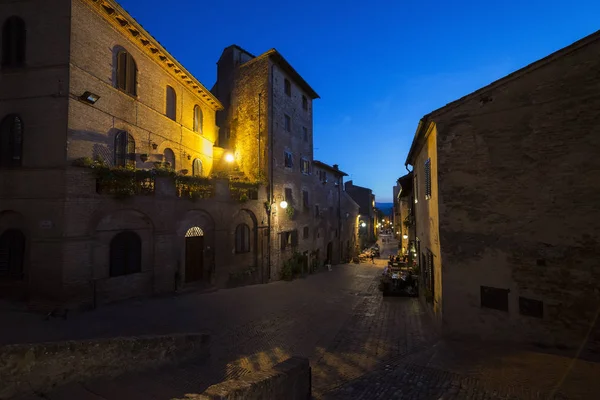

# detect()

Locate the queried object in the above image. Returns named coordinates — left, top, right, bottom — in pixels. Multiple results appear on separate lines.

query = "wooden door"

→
left=185, top=236, right=204, bottom=283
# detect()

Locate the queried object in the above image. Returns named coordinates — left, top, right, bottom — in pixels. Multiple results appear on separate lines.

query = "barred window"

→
left=114, top=131, right=135, bottom=167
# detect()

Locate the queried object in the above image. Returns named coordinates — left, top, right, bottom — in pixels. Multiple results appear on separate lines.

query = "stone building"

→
left=344, top=181, right=376, bottom=248
left=0, top=0, right=268, bottom=309
left=405, top=30, right=600, bottom=351
left=395, top=172, right=414, bottom=258
left=212, top=45, right=358, bottom=277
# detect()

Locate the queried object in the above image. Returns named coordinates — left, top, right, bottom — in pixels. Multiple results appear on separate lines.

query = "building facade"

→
left=0, top=0, right=268, bottom=309
left=344, top=181, right=376, bottom=248
left=212, top=45, right=358, bottom=278
left=405, top=30, right=600, bottom=351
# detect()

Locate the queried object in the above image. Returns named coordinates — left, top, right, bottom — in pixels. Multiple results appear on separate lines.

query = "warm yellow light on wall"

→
left=225, top=153, right=235, bottom=163
left=279, top=200, right=288, bottom=209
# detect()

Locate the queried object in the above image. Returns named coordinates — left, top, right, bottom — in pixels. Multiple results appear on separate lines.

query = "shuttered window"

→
left=193, top=105, right=203, bottom=133
left=424, top=158, right=431, bottom=199
left=116, top=50, right=137, bottom=96
left=109, top=231, right=142, bottom=277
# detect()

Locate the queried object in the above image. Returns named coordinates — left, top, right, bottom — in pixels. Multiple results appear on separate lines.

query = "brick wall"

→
left=68, top=0, right=219, bottom=174
left=0, top=0, right=72, bottom=302
left=433, top=34, right=600, bottom=350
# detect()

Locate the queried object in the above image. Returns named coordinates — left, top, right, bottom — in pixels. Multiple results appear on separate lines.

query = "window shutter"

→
left=117, top=52, right=127, bottom=91
left=126, top=54, right=137, bottom=96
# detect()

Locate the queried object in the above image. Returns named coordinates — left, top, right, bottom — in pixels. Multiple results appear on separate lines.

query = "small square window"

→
left=284, top=151, right=293, bottom=168
left=302, top=127, right=308, bottom=142
left=519, top=297, right=543, bottom=318
left=285, top=114, right=291, bottom=132
left=480, top=286, right=509, bottom=312
left=302, top=95, right=308, bottom=110
left=284, top=79, right=291, bottom=96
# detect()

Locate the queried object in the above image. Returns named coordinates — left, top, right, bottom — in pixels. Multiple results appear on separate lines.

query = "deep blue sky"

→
left=117, top=0, right=599, bottom=202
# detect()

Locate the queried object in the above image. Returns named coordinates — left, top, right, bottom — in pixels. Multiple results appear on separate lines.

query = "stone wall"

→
left=0, top=333, right=210, bottom=399
left=433, top=33, right=600, bottom=350
left=179, top=356, right=311, bottom=400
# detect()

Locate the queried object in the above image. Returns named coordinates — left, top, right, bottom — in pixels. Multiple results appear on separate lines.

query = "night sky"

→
left=117, top=0, right=599, bottom=202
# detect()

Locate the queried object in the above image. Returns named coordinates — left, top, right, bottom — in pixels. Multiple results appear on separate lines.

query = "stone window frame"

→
left=302, top=95, right=308, bottom=111
left=114, top=47, right=138, bottom=97
left=109, top=231, right=142, bottom=277
left=1, top=16, right=26, bottom=69
left=0, top=114, right=23, bottom=168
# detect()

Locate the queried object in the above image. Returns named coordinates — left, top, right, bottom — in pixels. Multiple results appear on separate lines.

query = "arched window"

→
left=163, top=148, right=175, bottom=169
left=115, top=49, right=137, bottom=96
left=235, top=224, right=250, bottom=253
left=109, top=231, right=142, bottom=277
left=0, top=229, right=25, bottom=279
left=192, top=158, right=203, bottom=176
left=0, top=114, right=23, bottom=168
left=1, top=16, right=26, bottom=68
left=193, top=105, right=203, bottom=133
left=166, top=86, right=176, bottom=120
left=114, top=131, right=135, bottom=167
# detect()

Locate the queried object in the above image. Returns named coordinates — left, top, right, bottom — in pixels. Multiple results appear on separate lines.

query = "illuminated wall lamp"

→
left=80, top=91, right=100, bottom=105
left=225, top=153, right=235, bottom=163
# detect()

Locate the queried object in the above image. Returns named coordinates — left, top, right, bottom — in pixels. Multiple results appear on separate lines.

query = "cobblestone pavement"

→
left=324, top=336, right=600, bottom=400
left=10, top=237, right=439, bottom=399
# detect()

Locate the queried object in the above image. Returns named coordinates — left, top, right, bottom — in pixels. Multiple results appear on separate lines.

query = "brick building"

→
left=0, top=0, right=270, bottom=309
left=405, top=30, right=600, bottom=351
left=212, top=45, right=359, bottom=278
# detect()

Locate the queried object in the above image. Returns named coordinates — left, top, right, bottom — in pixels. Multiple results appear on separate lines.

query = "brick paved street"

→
left=7, top=237, right=600, bottom=399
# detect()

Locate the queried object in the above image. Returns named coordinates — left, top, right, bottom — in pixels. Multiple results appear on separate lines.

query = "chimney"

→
left=333, top=164, right=339, bottom=170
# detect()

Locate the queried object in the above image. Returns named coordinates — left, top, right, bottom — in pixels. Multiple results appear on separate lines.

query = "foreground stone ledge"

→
left=0, top=333, right=210, bottom=400
left=177, top=356, right=311, bottom=400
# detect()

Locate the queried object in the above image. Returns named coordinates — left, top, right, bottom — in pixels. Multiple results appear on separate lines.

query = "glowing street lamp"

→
left=403, top=234, right=409, bottom=239
left=361, top=222, right=366, bottom=228
left=279, top=200, right=288, bottom=209
left=224, top=153, right=234, bottom=163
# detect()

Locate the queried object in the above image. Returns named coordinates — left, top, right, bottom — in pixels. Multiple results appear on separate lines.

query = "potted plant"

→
left=140, top=153, right=149, bottom=162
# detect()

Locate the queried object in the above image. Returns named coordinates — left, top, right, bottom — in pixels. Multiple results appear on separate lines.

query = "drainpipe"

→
left=267, top=63, right=275, bottom=282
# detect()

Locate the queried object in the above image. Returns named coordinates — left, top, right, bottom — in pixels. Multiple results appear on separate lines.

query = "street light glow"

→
left=225, top=153, right=235, bottom=163
left=279, top=200, right=288, bottom=209
left=403, top=234, right=409, bottom=239
left=361, top=222, right=366, bottom=228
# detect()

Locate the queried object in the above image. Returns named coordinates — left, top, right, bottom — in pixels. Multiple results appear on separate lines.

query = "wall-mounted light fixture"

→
left=279, top=200, right=288, bottom=209
left=151, top=142, right=158, bottom=150
left=403, top=234, right=409, bottom=239
left=225, top=153, right=235, bottom=163
left=80, top=91, right=100, bottom=105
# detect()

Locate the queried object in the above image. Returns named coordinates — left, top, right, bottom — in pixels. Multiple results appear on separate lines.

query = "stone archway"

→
left=184, top=226, right=205, bottom=283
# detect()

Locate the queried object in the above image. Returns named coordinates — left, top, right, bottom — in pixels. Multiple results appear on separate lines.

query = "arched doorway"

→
left=0, top=229, right=25, bottom=279
left=185, top=226, right=205, bottom=283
